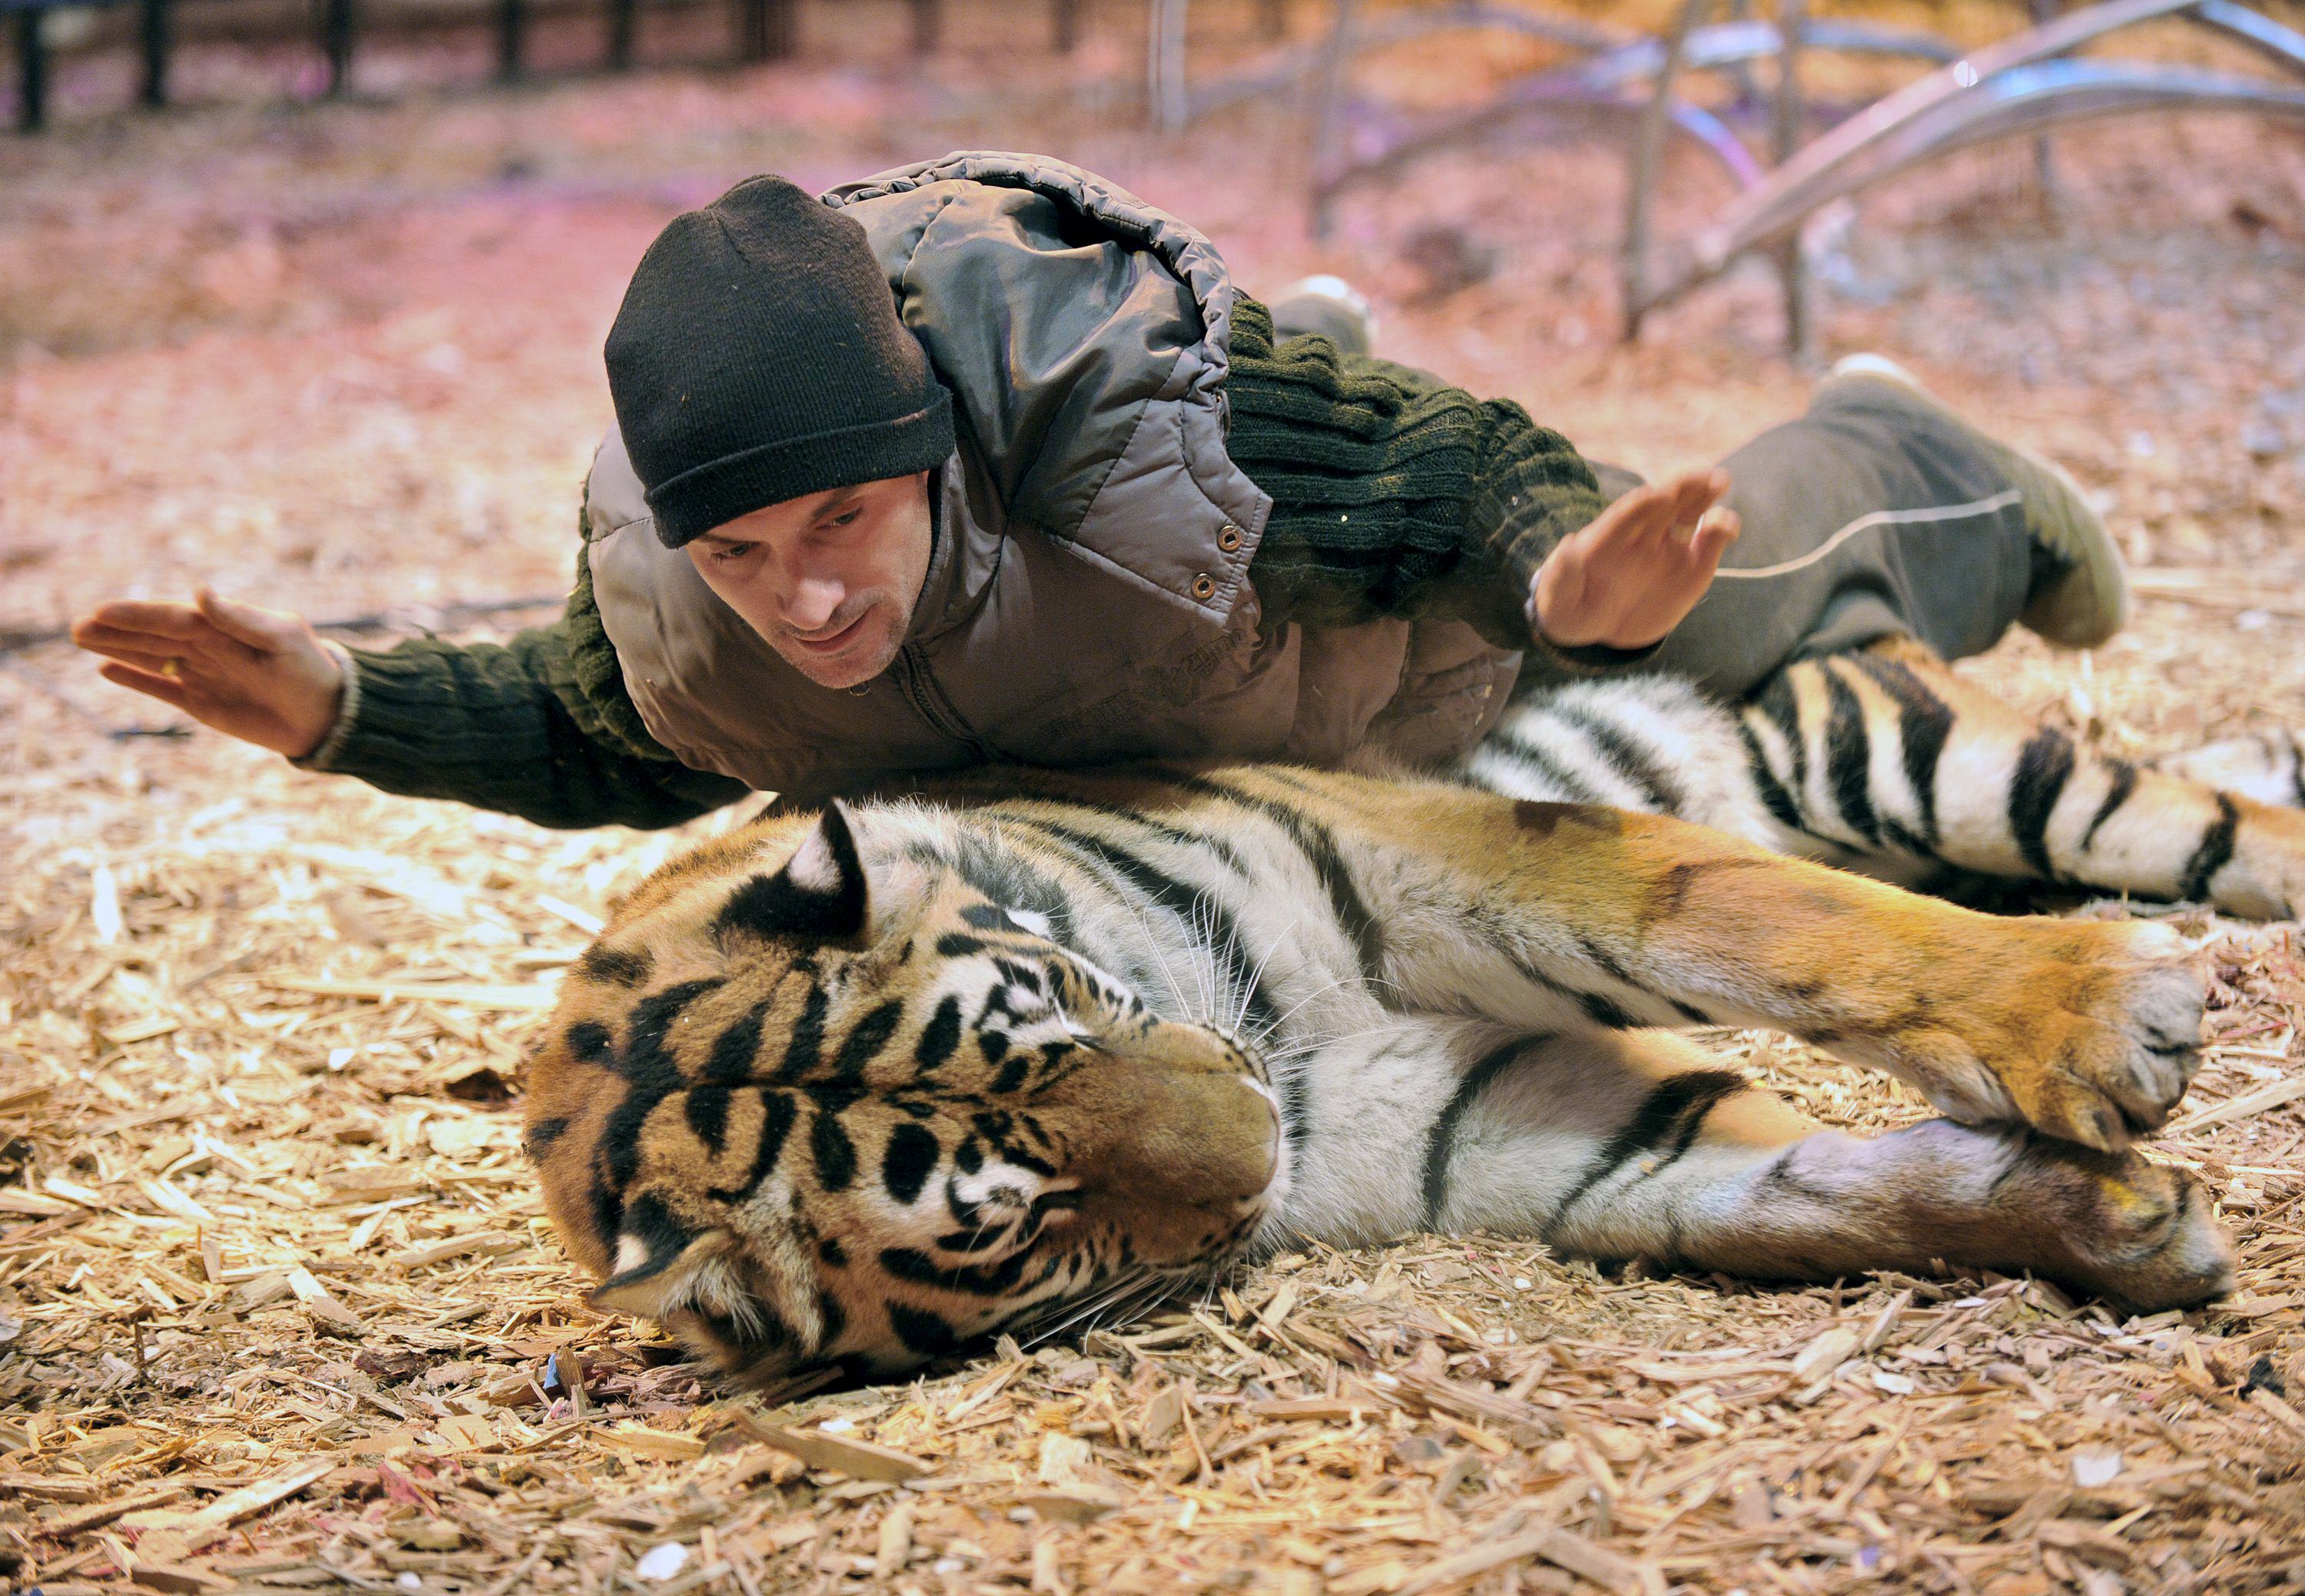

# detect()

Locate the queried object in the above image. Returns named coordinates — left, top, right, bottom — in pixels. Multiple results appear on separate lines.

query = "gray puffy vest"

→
left=584, top=152, right=1520, bottom=805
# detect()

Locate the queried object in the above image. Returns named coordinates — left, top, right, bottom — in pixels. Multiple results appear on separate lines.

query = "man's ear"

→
left=712, top=801, right=869, bottom=943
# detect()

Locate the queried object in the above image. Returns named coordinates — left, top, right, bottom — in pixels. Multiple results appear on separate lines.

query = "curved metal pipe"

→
left=1653, top=60, right=2305, bottom=306
left=2194, top=0, right=2305, bottom=80
left=1312, top=82, right=1763, bottom=206
left=1743, top=0, right=2205, bottom=219
left=1194, top=0, right=1627, bottom=127
left=1307, top=12, right=1964, bottom=224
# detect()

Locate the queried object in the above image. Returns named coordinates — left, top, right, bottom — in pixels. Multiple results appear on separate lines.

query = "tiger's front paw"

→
left=1899, top=919, right=2204, bottom=1153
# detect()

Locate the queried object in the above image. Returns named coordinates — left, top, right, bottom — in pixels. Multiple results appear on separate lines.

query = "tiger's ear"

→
left=714, top=801, right=870, bottom=944
left=591, top=1222, right=744, bottom=1320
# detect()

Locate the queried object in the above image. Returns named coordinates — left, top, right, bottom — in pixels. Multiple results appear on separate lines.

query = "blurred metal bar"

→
left=2029, top=0, right=2058, bottom=214
left=1771, top=0, right=1810, bottom=358
left=1149, top=0, right=1188, bottom=131
left=739, top=0, right=795, bottom=59
left=322, top=0, right=355, bottom=93
left=911, top=0, right=939, bottom=54
left=1623, top=0, right=1708, bottom=340
left=1053, top=0, right=1080, bottom=53
left=607, top=0, right=635, bottom=68
left=15, top=7, right=45, bottom=131
left=496, top=0, right=526, bottom=78
left=139, top=0, right=169, bottom=105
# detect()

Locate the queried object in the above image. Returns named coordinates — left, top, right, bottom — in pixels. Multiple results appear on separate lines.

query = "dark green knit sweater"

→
left=302, top=297, right=1616, bottom=830
left=1224, top=298, right=1610, bottom=646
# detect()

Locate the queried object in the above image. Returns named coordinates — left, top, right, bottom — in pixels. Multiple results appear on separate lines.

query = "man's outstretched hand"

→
left=71, top=586, right=345, bottom=758
left=1530, top=467, right=1740, bottom=652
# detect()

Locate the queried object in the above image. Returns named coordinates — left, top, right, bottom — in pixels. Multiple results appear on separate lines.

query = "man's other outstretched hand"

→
left=71, top=586, right=345, bottom=759
left=1530, top=467, right=1740, bottom=652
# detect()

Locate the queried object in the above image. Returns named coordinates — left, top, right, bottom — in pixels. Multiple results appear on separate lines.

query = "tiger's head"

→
left=522, top=801, right=1282, bottom=1389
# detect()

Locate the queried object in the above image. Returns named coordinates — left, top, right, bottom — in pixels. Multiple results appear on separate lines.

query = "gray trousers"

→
left=1567, top=377, right=2043, bottom=699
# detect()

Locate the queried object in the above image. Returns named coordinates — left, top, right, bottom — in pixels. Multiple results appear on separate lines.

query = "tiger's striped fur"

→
left=526, top=640, right=2257, bottom=1390
left=1472, top=638, right=2305, bottom=920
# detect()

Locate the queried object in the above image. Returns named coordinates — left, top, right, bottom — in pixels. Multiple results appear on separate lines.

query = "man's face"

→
left=684, top=472, right=933, bottom=689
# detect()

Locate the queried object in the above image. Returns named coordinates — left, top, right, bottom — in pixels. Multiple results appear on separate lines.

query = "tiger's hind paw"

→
left=2028, top=1148, right=2236, bottom=1312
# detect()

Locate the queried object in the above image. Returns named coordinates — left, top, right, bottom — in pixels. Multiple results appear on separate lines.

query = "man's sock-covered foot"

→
left=1822, top=353, right=2131, bottom=649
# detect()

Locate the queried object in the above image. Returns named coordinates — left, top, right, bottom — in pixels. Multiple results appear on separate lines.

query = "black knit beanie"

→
left=604, top=174, right=954, bottom=549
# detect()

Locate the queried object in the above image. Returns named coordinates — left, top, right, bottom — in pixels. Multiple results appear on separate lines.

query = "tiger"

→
left=521, top=635, right=2293, bottom=1392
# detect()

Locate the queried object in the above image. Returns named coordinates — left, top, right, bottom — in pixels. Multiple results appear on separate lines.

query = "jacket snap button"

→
left=1192, top=573, right=1217, bottom=600
left=1218, top=523, right=1242, bottom=553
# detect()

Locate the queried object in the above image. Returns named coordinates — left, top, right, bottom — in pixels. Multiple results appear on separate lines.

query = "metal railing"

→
left=5, top=0, right=1083, bottom=131
left=1155, top=0, right=2305, bottom=353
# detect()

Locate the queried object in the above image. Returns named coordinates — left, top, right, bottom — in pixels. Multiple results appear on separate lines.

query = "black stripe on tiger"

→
left=1142, top=768, right=1388, bottom=984
left=829, top=1000, right=904, bottom=1083
left=2181, top=795, right=2240, bottom=903
left=811, top=1098, right=859, bottom=1191
left=705, top=1089, right=797, bottom=1203
left=701, top=999, right=771, bottom=1089
left=685, top=1084, right=735, bottom=1152
left=879, top=1244, right=1047, bottom=1296
left=771, top=984, right=829, bottom=1083
left=577, top=943, right=654, bottom=988
left=914, top=994, right=963, bottom=1073
left=1552, top=704, right=1685, bottom=814
left=887, top=1303, right=963, bottom=1359
left=1571, top=933, right=1697, bottom=1026
left=1485, top=934, right=1637, bottom=1031
left=981, top=785, right=1256, bottom=881
left=1736, top=720, right=1806, bottom=832
left=1819, top=665, right=1882, bottom=847
left=1421, top=1038, right=1533, bottom=1228
left=1002, top=817, right=1303, bottom=1140
left=1484, top=725, right=1606, bottom=805
left=2080, top=759, right=2140, bottom=854
left=881, top=1121, right=941, bottom=1206
left=1846, top=652, right=1954, bottom=846
left=585, top=1179, right=622, bottom=1256
left=1753, top=671, right=1809, bottom=801
left=600, top=977, right=725, bottom=1193
left=522, top=1117, right=569, bottom=1161
left=1544, top=1069, right=1749, bottom=1237
left=2008, top=725, right=2078, bottom=880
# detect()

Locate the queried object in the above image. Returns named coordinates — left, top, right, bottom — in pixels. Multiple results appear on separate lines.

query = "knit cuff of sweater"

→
left=1530, top=632, right=1664, bottom=675
left=292, top=639, right=363, bottom=772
